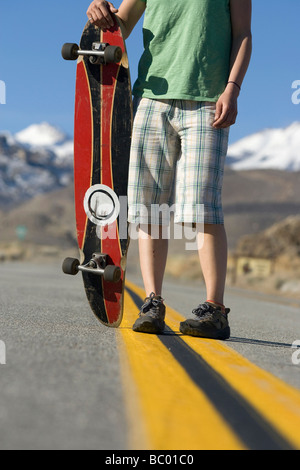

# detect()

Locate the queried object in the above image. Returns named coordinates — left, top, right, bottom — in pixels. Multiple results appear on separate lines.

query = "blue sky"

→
left=0, top=0, right=299, bottom=144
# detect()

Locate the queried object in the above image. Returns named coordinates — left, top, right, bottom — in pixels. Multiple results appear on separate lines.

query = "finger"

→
left=87, top=3, right=112, bottom=30
left=216, top=112, right=237, bottom=129
left=93, top=5, right=107, bottom=23
left=99, top=3, right=115, bottom=28
left=214, top=102, right=223, bottom=123
left=227, top=112, right=237, bottom=127
left=223, top=109, right=238, bottom=128
left=87, top=6, right=94, bottom=22
left=107, top=2, right=119, bottom=13
left=213, top=108, right=229, bottom=128
left=216, top=121, right=231, bottom=129
left=87, top=6, right=102, bottom=24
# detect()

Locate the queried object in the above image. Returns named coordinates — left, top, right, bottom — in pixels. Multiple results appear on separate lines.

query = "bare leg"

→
left=138, top=225, right=168, bottom=297
left=197, top=224, right=228, bottom=306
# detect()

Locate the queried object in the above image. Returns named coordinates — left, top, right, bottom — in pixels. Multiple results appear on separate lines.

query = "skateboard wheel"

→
left=62, top=257, right=80, bottom=275
left=61, top=43, right=79, bottom=61
left=104, top=46, right=122, bottom=64
left=103, top=265, right=122, bottom=283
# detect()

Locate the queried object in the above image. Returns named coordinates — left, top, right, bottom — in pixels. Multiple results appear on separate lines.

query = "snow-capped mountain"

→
left=15, top=122, right=67, bottom=147
left=227, top=122, right=300, bottom=171
left=0, top=123, right=73, bottom=209
left=14, top=122, right=74, bottom=167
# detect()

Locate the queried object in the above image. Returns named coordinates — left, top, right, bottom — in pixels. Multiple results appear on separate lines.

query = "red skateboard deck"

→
left=61, top=17, right=132, bottom=327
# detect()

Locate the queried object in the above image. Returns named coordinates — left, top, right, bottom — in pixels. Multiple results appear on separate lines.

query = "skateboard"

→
left=61, top=17, right=132, bottom=327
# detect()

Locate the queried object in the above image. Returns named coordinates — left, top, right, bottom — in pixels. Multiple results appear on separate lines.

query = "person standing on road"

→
left=87, top=0, right=252, bottom=339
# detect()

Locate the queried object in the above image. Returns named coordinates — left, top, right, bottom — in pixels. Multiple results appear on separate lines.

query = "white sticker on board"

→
left=84, top=184, right=120, bottom=226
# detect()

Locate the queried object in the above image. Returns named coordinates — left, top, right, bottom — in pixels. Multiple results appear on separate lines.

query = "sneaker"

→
left=132, top=292, right=166, bottom=334
left=180, top=302, right=230, bottom=340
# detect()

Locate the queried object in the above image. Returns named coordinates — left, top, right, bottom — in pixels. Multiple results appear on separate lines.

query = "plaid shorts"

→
left=128, top=98, right=229, bottom=225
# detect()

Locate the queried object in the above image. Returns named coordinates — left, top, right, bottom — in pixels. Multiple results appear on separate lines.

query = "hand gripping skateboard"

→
left=61, top=17, right=132, bottom=327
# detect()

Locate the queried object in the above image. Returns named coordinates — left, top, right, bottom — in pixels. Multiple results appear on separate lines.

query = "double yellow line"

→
left=117, top=281, right=300, bottom=450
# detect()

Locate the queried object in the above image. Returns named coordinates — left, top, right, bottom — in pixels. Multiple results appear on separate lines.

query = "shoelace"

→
left=192, top=302, right=215, bottom=318
left=193, top=302, right=229, bottom=319
left=140, top=292, right=163, bottom=316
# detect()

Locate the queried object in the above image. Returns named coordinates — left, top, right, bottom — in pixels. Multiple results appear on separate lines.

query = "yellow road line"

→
left=165, top=304, right=300, bottom=450
left=118, top=287, right=246, bottom=450
left=124, top=280, right=300, bottom=450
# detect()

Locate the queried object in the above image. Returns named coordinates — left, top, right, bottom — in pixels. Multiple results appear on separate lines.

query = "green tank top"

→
left=132, top=0, right=232, bottom=102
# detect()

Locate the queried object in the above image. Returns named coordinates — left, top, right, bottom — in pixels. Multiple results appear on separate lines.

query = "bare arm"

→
left=213, top=0, right=252, bottom=129
left=87, top=0, right=146, bottom=39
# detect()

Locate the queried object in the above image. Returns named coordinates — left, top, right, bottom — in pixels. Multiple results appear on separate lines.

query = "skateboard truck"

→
left=62, top=253, right=122, bottom=283
left=61, top=42, right=122, bottom=64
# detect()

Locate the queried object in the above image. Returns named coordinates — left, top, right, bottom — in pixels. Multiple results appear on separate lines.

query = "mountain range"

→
left=0, top=120, right=299, bottom=210
left=0, top=122, right=73, bottom=209
left=227, top=121, right=300, bottom=171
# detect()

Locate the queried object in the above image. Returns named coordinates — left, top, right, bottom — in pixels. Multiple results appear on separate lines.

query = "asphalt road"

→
left=0, top=262, right=300, bottom=450
left=156, top=277, right=300, bottom=391
left=0, top=262, right=127, bottom=450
